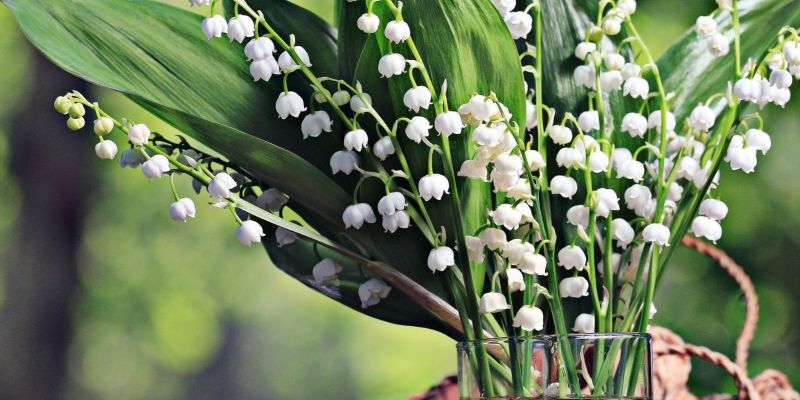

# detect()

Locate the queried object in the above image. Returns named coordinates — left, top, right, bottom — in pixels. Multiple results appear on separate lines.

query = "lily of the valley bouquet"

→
left=5, top=0, right=800, bottom=397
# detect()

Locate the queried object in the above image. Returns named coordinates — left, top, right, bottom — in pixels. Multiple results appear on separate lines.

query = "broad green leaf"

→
left=657, top=0, right=800, bottom=122
left=335, top=0, right=368, bottom=81
left=4, top=0, right=340, bottom=178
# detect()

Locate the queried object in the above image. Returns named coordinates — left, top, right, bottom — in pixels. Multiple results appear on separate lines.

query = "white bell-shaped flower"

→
left=600, top=71, right=624, bottom=92
left=548, top=125, right=573, bottom=145
left=494, top=153, right=524, bottom=175
left=490, top=204, right=523, bottom=230
left=589, top=151, right=610, bottom=173
left=520, top=253, right=548, bottom=276
left=384, top=20, right=411, bottom=43
left=301, top=111, right=333, bottom=139
left=382, top=210, right=411, bottom=233
left=208, top=172, right=237, bottom=199
left=578, top=111, right=600, bottom=132
left=642, top=223, right=671, bottom=246
left=142, top=154, right=170, bottom=180
left=783, top=41, right=800, bottom=65
left=479, top=292, right=510, bottom=313
left=480, top=228, right=507, bottom=251
left=95, top=140, right=118, bottom=160
left=560, top=277, right=590, bottom=298
left=245, top=37, right=275, bottom=61
left=275, top=91, right=306, bottom=119
left=688, top=105, right=716, bottom=132
left=621, top=63, right=641, bottom=80
left=503, top=240, right=535, bottom=265
left=725, top=136, right=758, bottom=173
left=707, top=33, right=730, bottom=57
left=344, top=129, right=369, bottom=152
left=769, top=69, right=793, bottom=89
left=550, top=175, right=578, bottom=199
left=612, top=218, right=635, bottom=247
left=465, top=236, right=485, bottom=263
left=624, top=184, right=654, bottom=217
left=603, top=16, right=623, bottom=35
left=343, top=203, right=376, bottom=229
left=492, top=171, right=522, bottom=196
left=403, top=86, right=432, bottom=112
left=695, top=16, right=717, bottom=38
left=567, top=205, right=590, bottom=229
left=513, top=306, right=544, bottom=332
left=699, top=198, right=729, bottom=221
left=419, top=174, right=450, bottom=201
left=504, top=11, right=533, bottom=39
left=525, top=101, right=538, bottom=131
left=434, top=111, right=466, bottom=136
left=462, top=95, right=500, bottom=123
left=573, top=313, right=595, bottom=333
left=525, top=149, right=546, bottom=171
left=623, top=77, right=649, bottom=99
left=405, top=116, right=432, bottom=143
left=745, top=129, right=771, bottom=154
left=332, top=90, right=351, bottom=106
left=350, top=93, right=373, bottom=113
left=618, top=0, right=637, bottom=15
left=201, top=15, right=228, bottom=40
left=358, top=278, right=391, bottom=308
left=275, top=226, right=298, bottom=247
left=472, top=125, right=506, bottom=147
left=235, top=220, right=265, bottom=247
left=120, top=149, right=146, bottom=168
left=617, top=159, right=645, bottom=182
left=506, top=268, right=526, bottom=292
left=357, top=13, right=380, bottom=33
left=250, top=57, right=280, bottom=82
left=491, top=0, right=516, bottom=16
left=558, top=245, right=586, bottom=271
left=604, top=53, right=626, bottom=70
left=691, top=216, right=723, bottom=243
left=555, top=147, right=582, bottom=169
left=594, top=188, right=621, bottom=218
left=733, top=78, right=761, bottom=103
left=278, top=46, right=312, bottom=72
left=169, top=198, right=196, bottom=223
left=373, top=136, right=395, bottom=160
left=378, top=53, right=406, bottom=78
left=93, top=117, right=114, bottom=136
left=647, top=110, right=676, bottom=133
left=573, top=65, right=596, bottom=89
left=330, top=150, right=358, bottom=175
left=427, top=246, right=455, bottom=272
left=377, top=192, right=406, bottom=216
left=128, top=123, right=150, bottom=146
left=227, top=15, right=255, bottom=43
left=312, top=258, right=343, bottom=284
left=574, top=42, right=596, bottom=60
left=621, top=113, right=648, bottom=138
left=458, top=160, right=488, bottom=181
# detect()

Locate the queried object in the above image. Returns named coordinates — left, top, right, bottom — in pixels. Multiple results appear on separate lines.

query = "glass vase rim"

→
left=456, top=332, right=652, bottom=349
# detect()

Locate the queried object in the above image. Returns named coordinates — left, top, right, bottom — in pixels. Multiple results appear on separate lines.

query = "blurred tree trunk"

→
left=0, top=47, right=93, bottom=399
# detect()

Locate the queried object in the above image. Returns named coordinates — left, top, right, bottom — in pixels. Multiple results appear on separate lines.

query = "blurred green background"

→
left=0, top=1, right=796, bottom=399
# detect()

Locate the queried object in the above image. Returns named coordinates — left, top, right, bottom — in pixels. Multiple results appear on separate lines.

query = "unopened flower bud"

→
left=93, top=117, right=115, bottom=136
left=54, top=96, right=71, bottom=114
left=94, top=140, right=118, bottom=160
left=67, top=117, right=85, bottom=131
left=68, top=103, right=85, bottom=119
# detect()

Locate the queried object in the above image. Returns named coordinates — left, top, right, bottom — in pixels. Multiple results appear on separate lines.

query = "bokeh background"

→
left=0, top=1, right=797, bottom=399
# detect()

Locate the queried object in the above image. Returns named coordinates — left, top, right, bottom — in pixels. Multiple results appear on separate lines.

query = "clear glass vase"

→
left=456, top=334, right=652, bottom=400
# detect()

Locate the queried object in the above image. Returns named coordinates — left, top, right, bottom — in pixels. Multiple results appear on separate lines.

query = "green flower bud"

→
left=314, top=91, right=328, bottom=104
left=93, top=117, right=115, bottom=136
left=68, top=103, right=86, bottom=119
left=54, top=96, right=72, bottom=115
left=67, top=117, right=85, bottom=131
left=586, top=26, right=604, bottom=43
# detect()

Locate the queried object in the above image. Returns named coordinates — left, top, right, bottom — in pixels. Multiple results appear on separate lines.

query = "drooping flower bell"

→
left=558, top=245, right=587, bottom=271
left=623, top=77, right=649, bottom=99
left=384, top=20, right=411, bottom=43
left=519, top=253, right=548, bottom=276
left=550, top=175, right=578, bottom=199
left=169, top=198, right=197, bottom=222
left=489, top=204, right=523, bottom=230
left=312, top=258, right=343, bottom=285
left=506, top=268, right=526, bottom=292
left=236, top=220, right=265, bottom=246
left=330, top=150, right=359, bottom=175
left=93, top=117, right=114, bottom=136
left=378, top=53, right=406, bottom=78
left=245, top=37, right=275, bottom=61
left=275, top=91, right=306, bottom=119
left=226, top=15, right=255, bottom=43
left=357, top=13, right=380, bottom=34
left=403, top=86, right=432, bottom=112
left=373, top=136, right=395, bottom=161
left=201, top=15, right=228, bottom=40
left=566, top=205, right=590, bottom=229
left=573, top=313, right=595, bottom=333
left=465, top=236, right=485, bottom=263
left=207, top=172, right=237, bottom=199
left=610, top=218, right=634, bottom=248
left=699, top=198, right=729, bottom=221
left=419, top=174, right=450, bottom=201
left=119, top=149, right=146, bottom=169
left=127, top=123, right=150, bottom=146
left=547, top=125, right=573, bottom=145
left=405, top=116, right=432, bottom=143
left=94, top=140, right=118, bottom=160
left=382, top=210, right=411, bottom=233
left=377, top=192, right=406, bottom=216
left=560, top=277, right=590, bottom=298
left=479, top=292, right=510, bottom=313
left=574, top=42, right=596, bottom=60
left=617, top=159, right=645, bottom=182
left=342, top=203, right=377, bottom=229
left=594, top=188, right=621, bottom=218
left=275, top=226, right=298, bottom=247
left=695, top=16, right=717, bottom=38
left=256, top=188, right=289, bottom=212
left=427, top=246, right=455, bottom=272
left=300, top=111, right=333, bottom=139
left=278, top=46, right=312, bottom=73
left=647, top=110, right=676, bottom=133
left=141, top=154, right=170, bottom=180
left=513, top=306, right=544, bottom=332
left=358, top=278, right=391, bottom=308
left=621, top=113, right=648, bottom=138
left=688, top=105, right=716, bottom=132
left=578, top=111, right=600, bottom=132
left=707, top=33, right=730, bottom=57
left=343, top=129, right=369, bottom=152
left=434, top=111, right=465, bottom=137
left=350, top=93, right=373, bottom=113
left=504, top=11, right=533, bottom=39
left=690, top=216, right=722, bottom=242
left=642, top=223, right=671, bottom=246
left=745, top=129, right=771, bottom=154
left=480, top=228, right=507, bottom=251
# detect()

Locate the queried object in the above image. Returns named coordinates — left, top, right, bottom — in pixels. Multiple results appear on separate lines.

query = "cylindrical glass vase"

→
left=456, top=334, right=652, bottom=400
left=457, top=337, right=552, bottom=399
left=547, top=333, right=652, bottom=399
